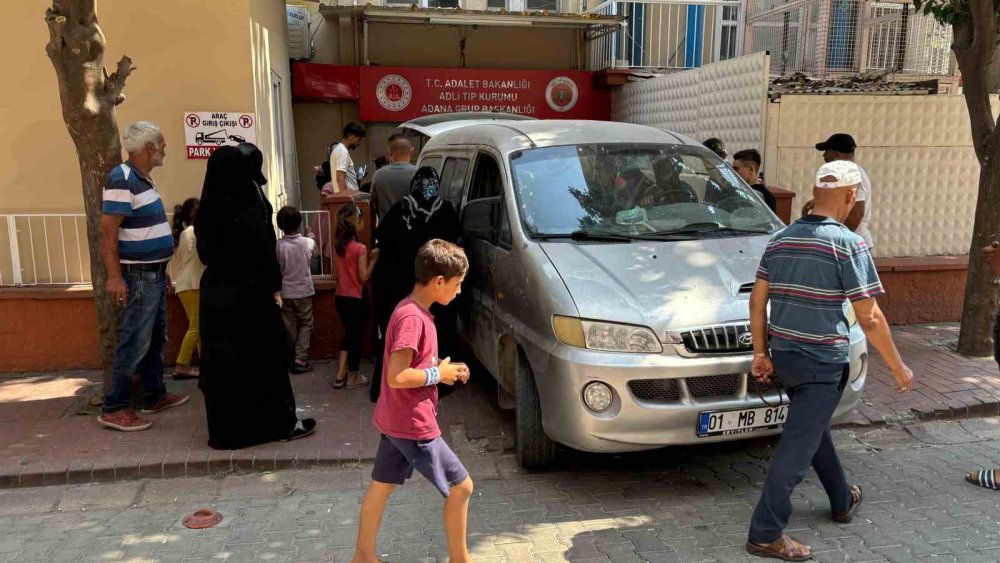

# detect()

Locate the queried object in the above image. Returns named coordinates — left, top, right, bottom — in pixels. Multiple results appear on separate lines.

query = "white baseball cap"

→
left=815, top=160, right=862, bottom=189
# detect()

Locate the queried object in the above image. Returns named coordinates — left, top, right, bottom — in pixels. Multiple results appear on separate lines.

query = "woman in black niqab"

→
left=369, top=166, right=461, bottom=402
left=196, top=146, right=316, bottom=449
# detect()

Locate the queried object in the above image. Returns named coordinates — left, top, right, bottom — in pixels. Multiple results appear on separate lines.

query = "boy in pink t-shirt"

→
left=354, top=240, right=472, bottom=563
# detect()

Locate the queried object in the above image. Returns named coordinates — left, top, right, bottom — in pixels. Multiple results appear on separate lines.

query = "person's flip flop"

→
left=746, top=535, right=812, bottom=561
left=347, top=375, right=369, bottom=390
left=832, top=485, right=864, bottom=523
left=332, top=376, right=347, bottom=389
left=967, top=470, right=1000, bottom=490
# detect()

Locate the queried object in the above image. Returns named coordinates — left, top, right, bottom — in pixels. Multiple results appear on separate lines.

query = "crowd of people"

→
left=96, top=120, right=477, bottom=561
left=97, top=119, right=994, bottom=562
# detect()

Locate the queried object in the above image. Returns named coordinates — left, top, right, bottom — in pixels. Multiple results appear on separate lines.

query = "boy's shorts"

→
left=372, top=434, right=469, bottom=497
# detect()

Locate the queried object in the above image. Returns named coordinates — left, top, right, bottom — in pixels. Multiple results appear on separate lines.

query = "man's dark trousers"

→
left=748, top=350, right=853, bottom=544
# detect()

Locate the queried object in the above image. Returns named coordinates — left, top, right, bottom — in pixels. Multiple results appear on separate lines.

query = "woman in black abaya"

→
left=370, top=167, right=461, bottom=402
left=196, top=146, right=316, bottom=449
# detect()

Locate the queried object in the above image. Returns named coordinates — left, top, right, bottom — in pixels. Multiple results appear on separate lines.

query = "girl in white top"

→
left=171, top=198, right=206, bottom=379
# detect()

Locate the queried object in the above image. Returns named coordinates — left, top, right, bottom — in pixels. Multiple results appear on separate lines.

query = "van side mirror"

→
left=462, top=197, right=500, bottom=242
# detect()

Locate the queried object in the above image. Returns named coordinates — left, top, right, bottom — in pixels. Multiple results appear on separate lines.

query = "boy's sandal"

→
left=332, top=376, right=347, bottom=389
left=832, top=485, right=863, bottom=523
left=967, top=469, right=1000, bottom=490
left=746, top=535, right=812, bottom=561
left=347, top=375, right=370, bottom=390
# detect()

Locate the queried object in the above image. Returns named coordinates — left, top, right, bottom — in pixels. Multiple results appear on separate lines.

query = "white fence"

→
left=612, top=52, right=770, bottom=160
left=743, top=0, right=954, bottom=78
left=0, top=211, right=331, bottom=287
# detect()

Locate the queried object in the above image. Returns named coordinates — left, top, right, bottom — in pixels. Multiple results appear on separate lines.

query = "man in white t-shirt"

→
left=802, top=133, right=874, bottom=249
left=330, top=122, right=366, bottom=193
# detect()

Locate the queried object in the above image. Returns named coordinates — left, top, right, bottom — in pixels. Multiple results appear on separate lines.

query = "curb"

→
left=4, top=401, right=1000, bottom=490
left=1, top=450, right=376, bottom=489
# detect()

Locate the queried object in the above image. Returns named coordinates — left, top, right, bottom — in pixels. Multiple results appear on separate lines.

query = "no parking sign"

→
left=184, top=111, right=257, bottom=159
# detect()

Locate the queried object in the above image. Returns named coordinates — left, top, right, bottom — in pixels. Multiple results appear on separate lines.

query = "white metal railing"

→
left=588, top=0, right=742, bottom=71
left=1, top=210, right=332, bottom=287
left=743, top=0, right=955, bottom=77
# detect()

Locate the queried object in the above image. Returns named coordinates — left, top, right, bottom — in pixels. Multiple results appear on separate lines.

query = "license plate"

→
left=697, top=404, right=788, bottom=437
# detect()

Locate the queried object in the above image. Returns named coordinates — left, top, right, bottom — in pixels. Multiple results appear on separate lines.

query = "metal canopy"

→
left=319, top=4, right=622, bottom=35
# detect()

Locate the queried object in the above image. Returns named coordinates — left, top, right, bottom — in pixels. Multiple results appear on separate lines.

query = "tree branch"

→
left=105, top=55, right=135, bottom=106
left=951, top=13, right=998, bottom=162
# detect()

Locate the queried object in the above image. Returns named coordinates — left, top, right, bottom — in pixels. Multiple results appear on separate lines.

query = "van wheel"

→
left=515, top=352, right=556, bottom=469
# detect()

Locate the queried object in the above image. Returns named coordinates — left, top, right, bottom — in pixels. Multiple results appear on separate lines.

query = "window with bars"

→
left=719, top=5, right=739, bottom=61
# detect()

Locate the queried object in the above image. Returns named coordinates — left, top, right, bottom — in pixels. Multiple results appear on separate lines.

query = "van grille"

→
left=628, top=379, right=680, bottom=402
left=628, top=374, right=783, bottom=403
left=680, top=323, right=753, bottom=354
left=687, top=374, right=740, bottom=398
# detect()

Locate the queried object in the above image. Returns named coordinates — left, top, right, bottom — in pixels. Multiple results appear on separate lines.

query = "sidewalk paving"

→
left=0, top=323, right=996, bottom=489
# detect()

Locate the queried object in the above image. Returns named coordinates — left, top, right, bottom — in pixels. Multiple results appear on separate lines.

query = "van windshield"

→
left=509, top=144, right=781, bottom=239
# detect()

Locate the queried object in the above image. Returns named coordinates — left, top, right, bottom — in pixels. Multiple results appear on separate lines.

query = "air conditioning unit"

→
left=287, top=5, right=313, bottom=61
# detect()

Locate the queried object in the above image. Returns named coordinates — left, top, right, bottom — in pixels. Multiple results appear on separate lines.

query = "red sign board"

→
left=291, top=63, right=609, bottom=122
left=360, top=66, right=608, bottom=121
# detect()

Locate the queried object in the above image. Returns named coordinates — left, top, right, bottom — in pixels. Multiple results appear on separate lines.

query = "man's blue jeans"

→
left=102, top=267, right=168, bottom=413
left=748, top=350, right=852, bottom=544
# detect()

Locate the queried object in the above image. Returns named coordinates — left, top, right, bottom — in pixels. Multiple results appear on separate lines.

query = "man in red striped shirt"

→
left=745, top=161, right=913, bottom=561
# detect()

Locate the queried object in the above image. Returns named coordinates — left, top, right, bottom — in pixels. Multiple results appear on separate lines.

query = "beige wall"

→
left=0, top=1, right=262, bottom=214
left=251, top=0, right=301, bottom=209
left=764, top=94, right=1000, bottom=258
left=366, top=24, right=580, bottom=69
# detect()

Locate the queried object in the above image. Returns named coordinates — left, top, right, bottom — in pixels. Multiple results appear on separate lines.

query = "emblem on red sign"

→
left=545, top=76, right=579, bottom=113
left=376, top=74, right=413, bottom=112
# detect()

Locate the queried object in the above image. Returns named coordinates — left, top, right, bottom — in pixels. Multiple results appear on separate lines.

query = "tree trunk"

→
left=950, top=1, right=999, bottom=357
left=958, top=154, right=1000, bottom=356
left=44, top=0, right=135, bottom=388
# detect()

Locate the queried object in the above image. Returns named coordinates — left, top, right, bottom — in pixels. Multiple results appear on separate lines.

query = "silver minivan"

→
left=403, top=113, right=868, bottom=469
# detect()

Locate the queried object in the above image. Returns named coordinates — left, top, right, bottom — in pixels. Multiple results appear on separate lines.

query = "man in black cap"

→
left=802, top=133, right=873, bottom=249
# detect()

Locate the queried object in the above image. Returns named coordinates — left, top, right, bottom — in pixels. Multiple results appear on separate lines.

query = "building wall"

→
left=251, top=0, right=302, bottom=209
left=289, top=4, right=584, bottom=211
left=0, top=1, right=257, bottom=214
left=764, top=94, right=1000, bottom=258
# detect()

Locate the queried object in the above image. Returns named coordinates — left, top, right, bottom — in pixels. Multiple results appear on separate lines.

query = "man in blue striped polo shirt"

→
left=745, top=161, right=914, bottom=561
left=98, top=122, right=189, bottom=433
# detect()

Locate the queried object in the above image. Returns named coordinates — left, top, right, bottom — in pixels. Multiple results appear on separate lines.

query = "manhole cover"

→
left=183, top=508, right=223, bottom=529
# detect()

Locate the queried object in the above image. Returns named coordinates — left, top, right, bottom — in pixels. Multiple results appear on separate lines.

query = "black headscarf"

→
left=238, top=142, right=268, bottom=187
left=237, top=142, right=275, bottom=240
left=195, top=147, right=263, bottom=269
left=399, top=166, right=444, bottom=231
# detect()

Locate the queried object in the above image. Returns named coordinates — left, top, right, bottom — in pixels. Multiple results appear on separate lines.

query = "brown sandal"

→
left=746, top=534, right=812, bottom=561
left=832, top=485, right=863, bottom=523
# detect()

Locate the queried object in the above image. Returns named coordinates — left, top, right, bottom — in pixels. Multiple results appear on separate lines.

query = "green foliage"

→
left=911, top=0, right=1000, bottom=28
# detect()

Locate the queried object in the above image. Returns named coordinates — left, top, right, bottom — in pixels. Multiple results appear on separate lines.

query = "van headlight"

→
left=553, top=316, right=663, bottom=353
left=844, top=300, right=858, bottom=327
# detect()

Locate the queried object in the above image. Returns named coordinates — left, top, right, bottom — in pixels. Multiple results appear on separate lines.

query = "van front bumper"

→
left=531, top=328, right=868, bottom=453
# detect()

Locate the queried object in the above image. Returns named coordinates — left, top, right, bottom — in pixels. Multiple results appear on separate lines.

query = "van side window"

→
left=469, top=154, right=503, bottom=201
left=420, top=156, right=442, bottom=173
left=439, top=157, right=469, bottom=208
left=466, top=153, right=512, bottom=249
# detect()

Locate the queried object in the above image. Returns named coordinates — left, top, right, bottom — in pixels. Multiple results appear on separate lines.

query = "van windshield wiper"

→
left=646, top=226, right=773, bottom=238
left=533, top=230, right=636, bottom=243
